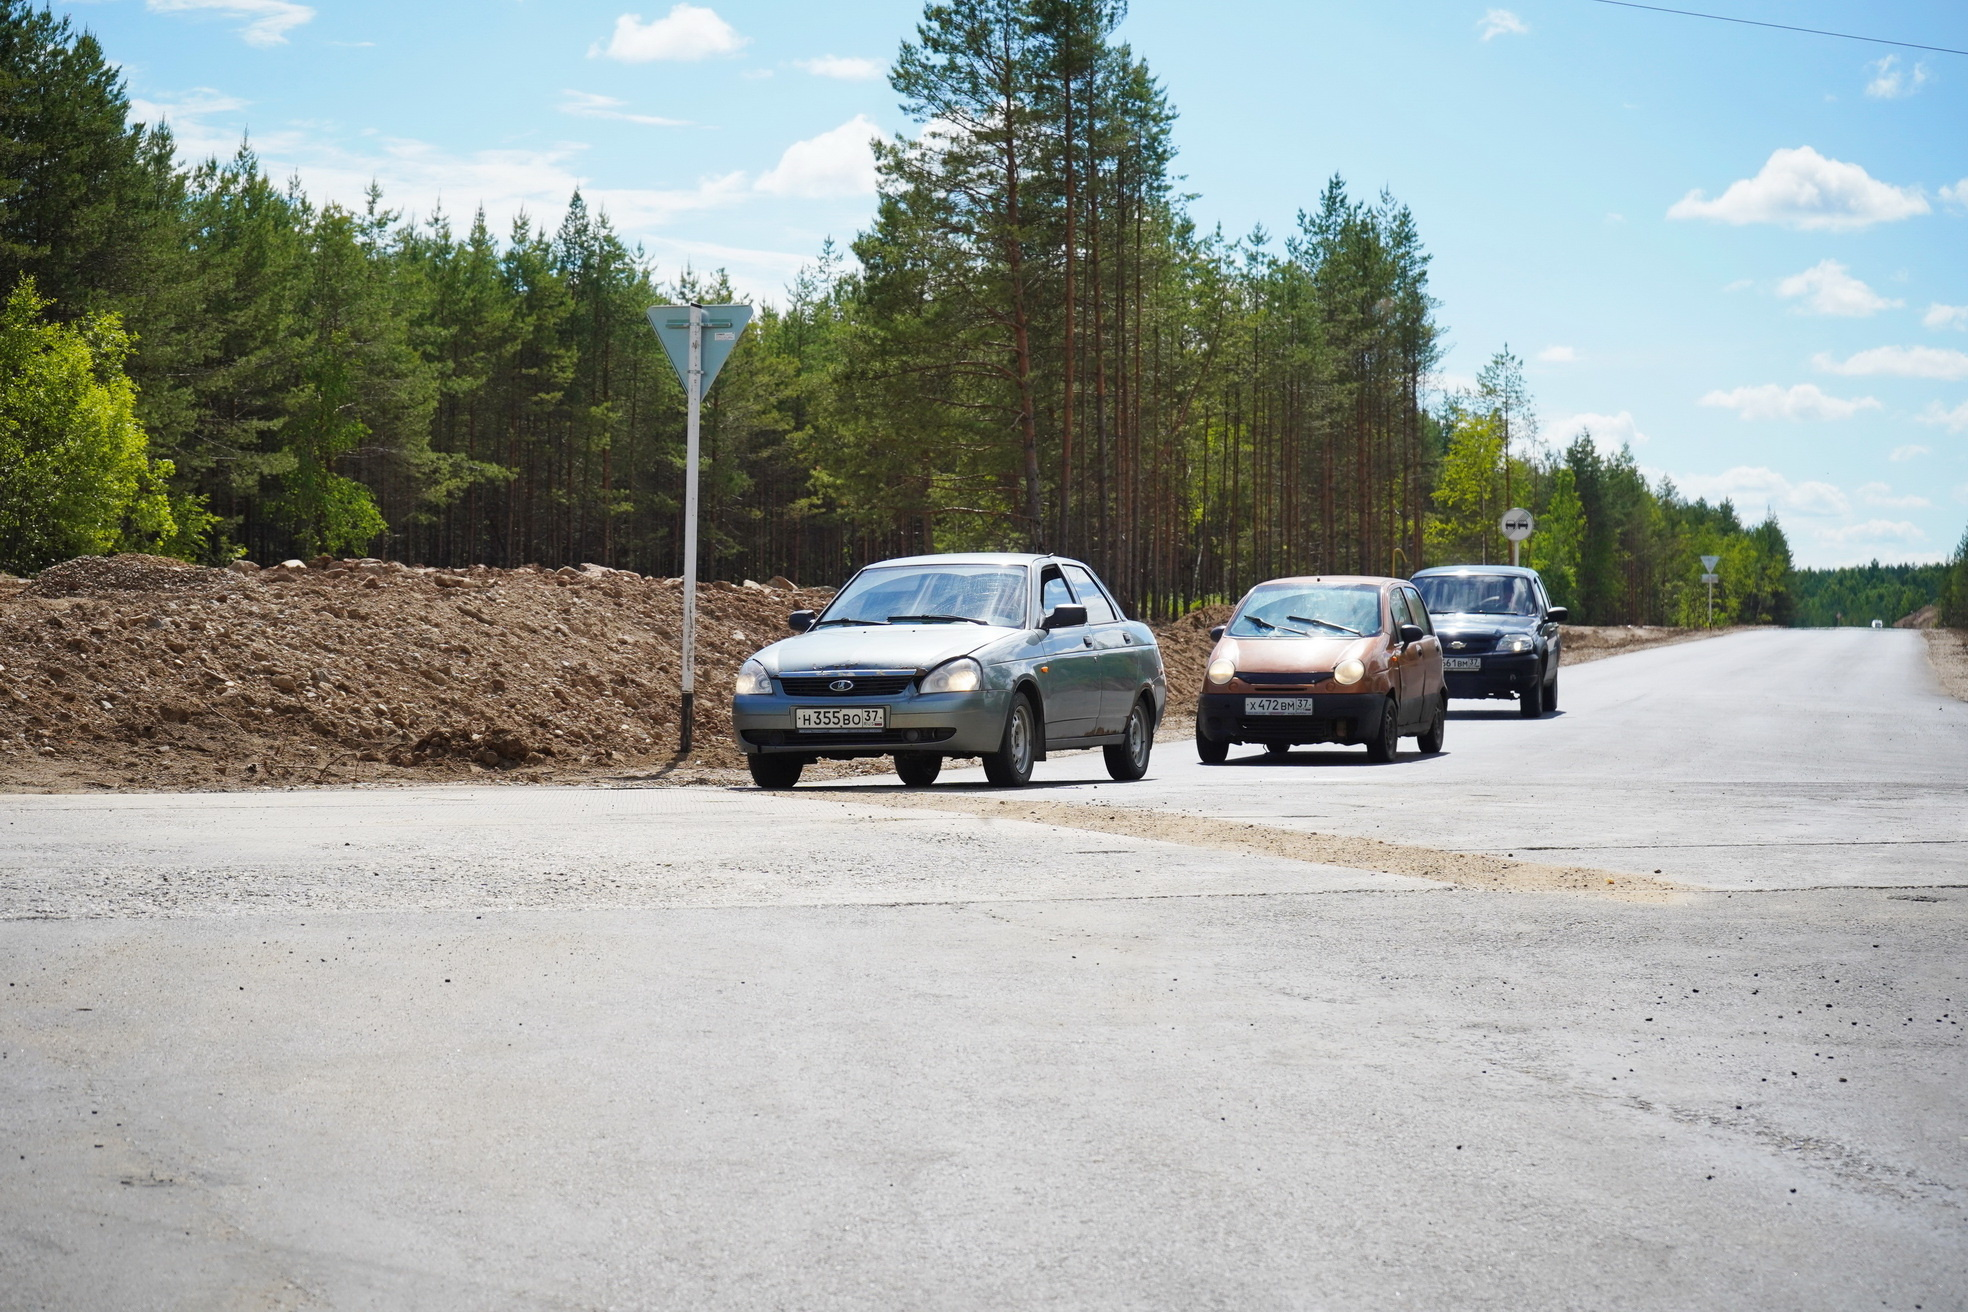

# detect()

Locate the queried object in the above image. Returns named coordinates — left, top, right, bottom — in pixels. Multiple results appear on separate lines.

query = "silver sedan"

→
left=731, top=553, right=1167, bottom=788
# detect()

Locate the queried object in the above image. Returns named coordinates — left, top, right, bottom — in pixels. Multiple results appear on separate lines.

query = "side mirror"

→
left=1399, top=623, right=1424, bottom=646
left=1042, top=603, right=1088, bottom=631
left=1545, top=606, right=1568, bottom=623
left=1208, top=624, right=1226, bottom=641
left=788, top=609, right=816, bottom=633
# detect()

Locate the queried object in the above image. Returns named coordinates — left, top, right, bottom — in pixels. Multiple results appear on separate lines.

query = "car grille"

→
left=779, top=674, right=916, bottom=697
left=1238, top=671, right=1333, bottom=686
left=1438, top=635, right=1498, bottom=654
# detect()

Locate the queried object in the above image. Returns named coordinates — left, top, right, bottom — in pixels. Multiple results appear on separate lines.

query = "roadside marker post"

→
left=1500, top=507, right=1534, bottom=567
left=1700, top=555, right=1721, bottom=627
left=646, top=302, right=754, bottom=756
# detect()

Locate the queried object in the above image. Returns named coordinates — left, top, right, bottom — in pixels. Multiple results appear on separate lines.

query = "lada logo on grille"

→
left=829, top=679, right=856, bottom=691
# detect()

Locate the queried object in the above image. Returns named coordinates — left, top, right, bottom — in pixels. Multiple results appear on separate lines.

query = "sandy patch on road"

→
left=800, top=788, right=1687, bottom=902
left=1921, top=628, right=1968, bottom=702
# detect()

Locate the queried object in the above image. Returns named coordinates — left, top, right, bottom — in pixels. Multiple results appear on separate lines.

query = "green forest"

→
left=2, top=0, right=1960, bottom=624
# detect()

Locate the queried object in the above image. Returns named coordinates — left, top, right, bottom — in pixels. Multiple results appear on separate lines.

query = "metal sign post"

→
left=1500, top=507, right=1534, bottom=567
left=646, top=302, right=754, bottom=755
left=1700, top=555, right=1721, bottom=627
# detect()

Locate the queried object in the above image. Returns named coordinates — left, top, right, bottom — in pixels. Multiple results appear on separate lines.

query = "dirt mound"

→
left=27, top=554, right=230, bottom=598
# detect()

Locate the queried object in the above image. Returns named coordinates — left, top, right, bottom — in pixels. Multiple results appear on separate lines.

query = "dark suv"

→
left=1410, top=565, right=1565, bottom=717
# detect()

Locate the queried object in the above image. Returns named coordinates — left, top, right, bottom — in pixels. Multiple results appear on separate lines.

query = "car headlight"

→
left=920, top=656, right=983, bottom=694
left=1501, top=635, right=1535, bottom=653
left=735, top=658, right=773, bottom=695
left=1207, top=657, right=1236, bottom=685
left=1333, top=657, right=1365, bottom=685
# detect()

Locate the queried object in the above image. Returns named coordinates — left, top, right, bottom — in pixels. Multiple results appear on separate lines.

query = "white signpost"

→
left=1500, top=507, right=1534, bottom=567
left=1700, top=554, right=1721, bottom=627
left=646, top=303, right=754, bottom=754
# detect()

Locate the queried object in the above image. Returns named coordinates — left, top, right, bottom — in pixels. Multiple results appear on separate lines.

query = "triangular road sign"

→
left=646, top=304, right=754, bottom=394
left=1700, top=555, right=1720, bottom=571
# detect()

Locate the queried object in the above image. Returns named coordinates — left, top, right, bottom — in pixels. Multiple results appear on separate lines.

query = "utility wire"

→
left=1585, top=0, right=1968, bottom=57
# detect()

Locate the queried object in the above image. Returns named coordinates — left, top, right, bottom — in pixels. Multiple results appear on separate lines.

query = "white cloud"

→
left=1924, top=303, right=1968, bottom=330
left=1667, top=146, right=1930, bottom=231
left=1865, top=55, right=1929, bottom=100
left=1553, top=410, right=1648, bottom=447
left=1674, top=466, right=1849, bottom=517
left=1775, top=259, right=1900, bottom=317
left=1918, top=400, right=1968, bottom=434
left=1813, top=345, right=1968, bottom=380
left=1722, top=278, right=1753, bottom=292
left=795, top=55, right=884, bottom=81
left=1478, top=9, right=1528, bottom=40
left=1890, top=444, right=1930, bottom=461
left=1816, top=519, right=1927, bottom=546
left=1856, top=482, right=1931, bottom=509
left=146, top=0, right=314, bottom=47
left=128, top=88, right=252, bottom=159
left=1536, top=345, right=1577, bottom=363
left=557, top=91, right=689, bottom=127
left=754, top=115, right=882, bottom=198
left=593, top=4, right=746, bottom=62
left=1940, top=179, right=1968, bottom=212
left=1699, top=384, right=1882, bottom=422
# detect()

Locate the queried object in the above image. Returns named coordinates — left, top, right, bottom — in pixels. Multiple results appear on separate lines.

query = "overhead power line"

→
left=1585, top=0, right=1968, bottom=57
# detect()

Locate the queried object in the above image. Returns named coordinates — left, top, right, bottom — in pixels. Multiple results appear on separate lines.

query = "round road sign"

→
left=1500, top=507, right=1534, bottom=542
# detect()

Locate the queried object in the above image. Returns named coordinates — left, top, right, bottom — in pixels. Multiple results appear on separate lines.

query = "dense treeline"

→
left=1791, top=561, right=1948, bottom=628
left=0, top=0, right=1824, bottom=624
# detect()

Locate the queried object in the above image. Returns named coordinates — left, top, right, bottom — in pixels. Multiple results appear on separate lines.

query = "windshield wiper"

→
left=886, top=613, right=988, bottom=625
left=813, top=617, right=889, bottom=628
left=1244, top=615, right=1308, bottom=636
left=1288, top=614, right=1363, bottom=637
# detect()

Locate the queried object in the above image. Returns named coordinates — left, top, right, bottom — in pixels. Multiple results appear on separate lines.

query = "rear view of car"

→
left=1411, top=566, right=1565, bottom=717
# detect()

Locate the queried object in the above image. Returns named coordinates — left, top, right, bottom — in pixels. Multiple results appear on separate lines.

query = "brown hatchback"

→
left=1194, top=575, right=1447, bottom=763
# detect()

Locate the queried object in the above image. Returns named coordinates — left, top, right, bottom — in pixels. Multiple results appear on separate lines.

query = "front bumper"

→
left=733, top=687, right=1013, bottom=758
left=1196, top=691, right=1388, bottom=745
left=1443, top=651, right=1541, bottom=700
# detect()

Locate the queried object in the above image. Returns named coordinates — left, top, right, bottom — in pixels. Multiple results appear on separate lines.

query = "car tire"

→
left=1418, top=694, right=1447, bottom=754
left=1519, top=676, right=1546, bottom=718
left=1103, top=698, right=1154, bottom=781
left=747, top=754, right=804, bottom=789
left=982, top=693, right=1037, bottom=787
left=1195, top=721, right=1229, bottom=764
left=895, top=752, right=942, bottom=788
left=1545, top=669, right=1559, bottom=712
left=1365, top=699, right=1400, bottom=763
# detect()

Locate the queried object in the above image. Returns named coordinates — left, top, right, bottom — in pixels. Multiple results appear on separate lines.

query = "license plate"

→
left=1244, top=696, right=1316, bottom=716
left=1443, top=657, right=1482, bottom=671
left=794, top=705, right=888, bottom=732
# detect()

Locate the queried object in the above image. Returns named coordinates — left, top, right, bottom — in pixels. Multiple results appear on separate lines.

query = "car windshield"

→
left=1227, top=583, right=1383, bottom=638
left=1415, top=574, right=1539, bottom=616
left=818, top=564, right=1028, bottom=628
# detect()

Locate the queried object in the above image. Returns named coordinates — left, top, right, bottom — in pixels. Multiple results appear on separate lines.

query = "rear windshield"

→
left=817, top=564, right=1028, bottom=629
left=1414, top=574, right=1539, bottom=616
left=1228, top=583, right=1383, bottom=638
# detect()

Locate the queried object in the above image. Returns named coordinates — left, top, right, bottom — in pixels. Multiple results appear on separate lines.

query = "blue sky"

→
left=59, top=0, right=1968, bottom=567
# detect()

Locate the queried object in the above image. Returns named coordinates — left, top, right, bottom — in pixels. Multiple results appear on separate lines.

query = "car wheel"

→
left=1365, top=699, right=1400, bottom=763
left=895, top=752, right=942, bottom=788
left=1545, top=669, right=1559, bottom=712
left=1103, top=698, right=1154, bottom=781
left=1519, top=676, right=1546, bottom=718
left=1418, top=693, right=1447, bottom=754
left=982, top=693, right=1037, bottom=787
left=747, top=754, right=804, bottom=789
left=1195, top=720, right=1229, bottom=764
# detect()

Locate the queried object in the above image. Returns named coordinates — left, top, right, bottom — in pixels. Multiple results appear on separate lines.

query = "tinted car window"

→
left=1414, top=574, right=1540, bottom=616
left=1389, top=589, right=1413, bottom=629
left=1228, top=583, right=1384, bottom=638
left=1062, top=565, right=1118, bottom=624
left=1403, top=588, right=1434, bottom=635
left=1041, top=568, right=1074, bottom=614
left=821, top=564, right=1028, bottom=628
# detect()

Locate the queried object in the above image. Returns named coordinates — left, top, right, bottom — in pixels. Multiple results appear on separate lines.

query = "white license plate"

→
left=1443, top=657, right=1483, bottom=671
left=1244, top=696, right=1317, bottom=716
left=794, top=706, right=888, bottom=732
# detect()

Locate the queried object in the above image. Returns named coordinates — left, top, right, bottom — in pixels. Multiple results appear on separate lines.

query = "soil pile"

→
left=1, top=557, right=832, bottom=791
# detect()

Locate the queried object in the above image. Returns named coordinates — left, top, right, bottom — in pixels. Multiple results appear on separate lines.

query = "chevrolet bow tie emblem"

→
left=828, top=679, right=855, bottom=692
left=1448, top=641, right=1465, bottom=651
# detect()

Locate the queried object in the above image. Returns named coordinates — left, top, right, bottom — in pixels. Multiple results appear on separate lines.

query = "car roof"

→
left=1247, top=575, right=1402, bottom=588
left=1411, top=564, right=1544, bottom=579
left=864, top=552, right=1073, bottom=568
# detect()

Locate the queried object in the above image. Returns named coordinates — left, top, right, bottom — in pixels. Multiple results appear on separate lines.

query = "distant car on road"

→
left=1411, top=565, right=1565, bottom=717
left=1194, top=575, right=1446, bottom=764
left=732, top=553, right=1167, bottom=790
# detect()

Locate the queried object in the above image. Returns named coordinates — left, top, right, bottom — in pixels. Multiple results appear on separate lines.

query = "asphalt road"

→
left=2, top=629, right=1964, bottom=1310
left=895, top=627, right=1968, bottom=891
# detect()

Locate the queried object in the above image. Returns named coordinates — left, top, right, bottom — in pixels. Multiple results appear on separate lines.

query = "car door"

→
left=1033, top=564, right=1101, bottom=740
left=1401, top=585, right=1443, bottom=714
left=1062, top=562, right=1135, bottom=735
left=1387, top=587, right=1425, bottom=727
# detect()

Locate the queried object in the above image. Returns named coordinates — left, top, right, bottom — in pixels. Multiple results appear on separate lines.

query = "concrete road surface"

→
left=882, top=627, right=1968, bottom=890
left=2, top=629, right=1964, bottom=1310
